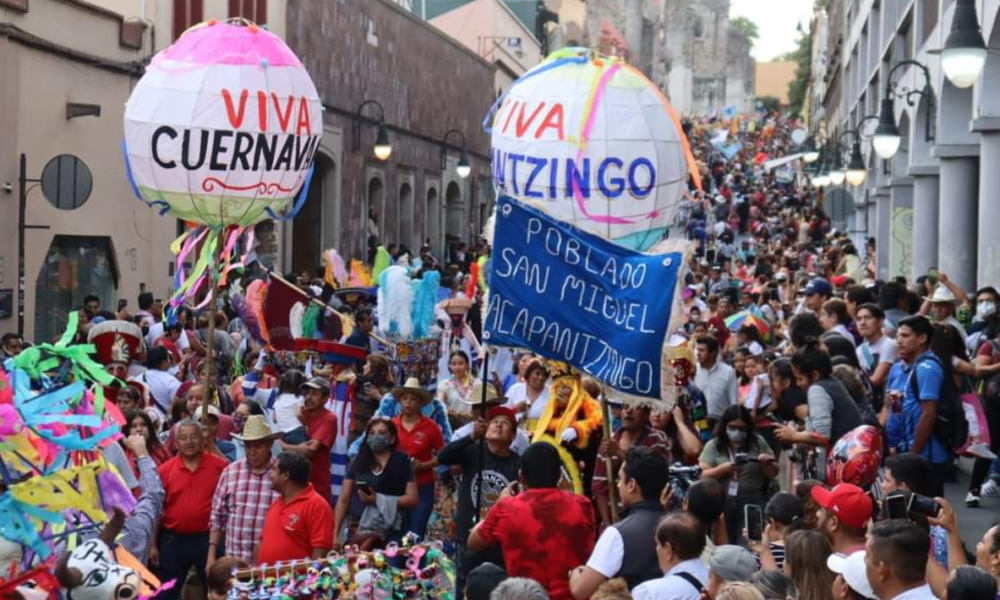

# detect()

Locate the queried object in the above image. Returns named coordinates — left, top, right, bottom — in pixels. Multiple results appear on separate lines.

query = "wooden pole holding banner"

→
left=474, top=349, right=490, bottom=523
left=202, top=238, right=223, bottom=420
left=599, top=387, right=620, bottom=523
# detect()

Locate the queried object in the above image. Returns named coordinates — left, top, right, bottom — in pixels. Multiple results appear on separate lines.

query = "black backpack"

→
left=908, top=354, right=968, bottom=453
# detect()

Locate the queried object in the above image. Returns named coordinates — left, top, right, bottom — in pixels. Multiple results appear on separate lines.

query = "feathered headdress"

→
left=349, top=260, right=372, bottom=287
left=376, top=266, right=415, bottom=339
left=324, top=249, right=349, bottom=288
left=372, top=246, right=392, bottom=285
left=411, top=271, right=440, bottom=339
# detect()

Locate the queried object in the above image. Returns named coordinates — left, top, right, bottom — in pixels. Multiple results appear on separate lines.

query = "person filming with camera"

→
left=698, top=405, right=777, bottom=544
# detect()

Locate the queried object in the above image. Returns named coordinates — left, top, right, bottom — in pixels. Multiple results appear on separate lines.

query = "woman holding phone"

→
left=335, top=417, right=418, bottom=549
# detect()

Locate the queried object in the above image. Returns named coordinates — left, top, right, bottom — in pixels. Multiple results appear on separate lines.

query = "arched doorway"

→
left=399, top=182, right=414, bottom=251
left=367, top=176, right=385, bottom=261
left=426, top=187, right=440, bottom=256
left=292, top=153, right=333, bottom=275
left=445, top=181, right=463, bottom=265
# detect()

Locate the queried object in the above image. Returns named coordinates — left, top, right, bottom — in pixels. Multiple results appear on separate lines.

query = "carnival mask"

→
left=61, top=539, right=141, bottom=600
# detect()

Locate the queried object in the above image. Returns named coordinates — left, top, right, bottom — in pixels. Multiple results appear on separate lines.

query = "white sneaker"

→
left=966, top=491, right=981, bottom=508
left=981, top=480, right=1000, bottom=497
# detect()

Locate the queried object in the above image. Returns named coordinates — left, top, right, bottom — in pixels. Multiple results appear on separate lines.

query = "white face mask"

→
left=977, top=301, right=997, bottom=319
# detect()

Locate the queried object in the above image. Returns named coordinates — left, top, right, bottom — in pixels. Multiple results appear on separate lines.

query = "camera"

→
left=667, top=464, right=702, bottom=510
left=734, top=452, right=749, bottom=466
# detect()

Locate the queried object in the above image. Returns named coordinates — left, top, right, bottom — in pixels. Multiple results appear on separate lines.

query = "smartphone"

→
left=357, top=482, right=373, bottom=495
left=908, top=494, right=941, bottom=518
left=745, top=504, right=764, bottom=543
left=885, top=494, right=908, bottom=520
left=117, top=299, right=128, bottom=311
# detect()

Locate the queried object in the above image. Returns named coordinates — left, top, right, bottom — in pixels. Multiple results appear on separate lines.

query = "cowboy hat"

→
left=461, top=380, right=505, bottom=406
left=231, top=415, right=279, bottom=442
left=929, top=286, right=958, bottom=304
left=392, top=377, right=433, bottom=404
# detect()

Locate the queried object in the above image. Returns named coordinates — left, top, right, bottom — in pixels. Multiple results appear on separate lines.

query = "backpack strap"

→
left=672, top=572, right=705, bottom=594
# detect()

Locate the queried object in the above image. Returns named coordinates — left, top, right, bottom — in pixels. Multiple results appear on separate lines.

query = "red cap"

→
left=487, top=406, right=518, bottom=427
left=811, top=483, right=872, bottom=528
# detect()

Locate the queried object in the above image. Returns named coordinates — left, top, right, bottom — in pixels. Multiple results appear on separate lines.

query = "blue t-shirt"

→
left=885, top=352, right=950, bottom=464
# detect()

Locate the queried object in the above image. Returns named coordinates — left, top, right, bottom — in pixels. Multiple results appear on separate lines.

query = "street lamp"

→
left=441, top=129, right=471, bottom=179
left=873, top=60, right=935, bottom=159
left=832, top=118, right=877, bottom=186
left=353, top=100, right=393, bottom=161
left=845, top=140, right=868, bottom=186
left=803, top=142, right=820, bottom=164
left=828, top=145, right=846, bottom=185
left=940, top=0, right=988, bottom=88
left=873, top=98, right=902, bottom=159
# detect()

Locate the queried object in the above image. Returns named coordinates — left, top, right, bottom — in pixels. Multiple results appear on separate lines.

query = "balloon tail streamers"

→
left=265, top=163, right=315, bottom=221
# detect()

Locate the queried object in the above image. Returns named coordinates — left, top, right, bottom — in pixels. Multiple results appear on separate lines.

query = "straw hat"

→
left=231, top=415, right=278, bottom=442
left=461, top=381, right=505, bottom=406
left=392, top=377, right=433, bottom=404
left=439, top=298, right=474, bottom=316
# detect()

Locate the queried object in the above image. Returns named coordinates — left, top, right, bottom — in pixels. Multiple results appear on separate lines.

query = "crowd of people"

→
left=3, top=110, right=1000, bottom=600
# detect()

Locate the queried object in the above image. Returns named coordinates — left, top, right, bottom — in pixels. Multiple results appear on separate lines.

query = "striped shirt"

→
left=100, top=456, right=164, bottom=565
left=209, top=458, right=278, bottom=562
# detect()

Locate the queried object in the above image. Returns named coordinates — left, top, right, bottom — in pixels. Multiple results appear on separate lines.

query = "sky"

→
left=730, top=0, right=815, bottom=61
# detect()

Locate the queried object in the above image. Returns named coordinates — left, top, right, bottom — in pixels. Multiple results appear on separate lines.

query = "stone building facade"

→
left=586, top=0, right=755, bottom=116
left=284, top=0, right=496, bottom=271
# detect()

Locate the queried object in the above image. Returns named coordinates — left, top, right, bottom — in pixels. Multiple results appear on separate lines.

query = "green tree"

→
left=757, top=96, right=781, bottom=113
left=730, top=16, right=760, bottom=49
left=785, top=27, right=812, bottom=117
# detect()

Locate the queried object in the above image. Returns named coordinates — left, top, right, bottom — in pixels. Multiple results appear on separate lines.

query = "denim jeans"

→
left=157, top=530, right=209, bottom=600
left=406, top=482, right=436, bottom=540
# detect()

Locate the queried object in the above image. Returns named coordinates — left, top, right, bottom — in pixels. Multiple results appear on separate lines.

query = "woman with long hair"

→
left=775, top=339, right=863, bottom=478
left=437, top=350, right=476, bottom=426
left=334, top=417, right=418, bottom=549
left=783, top=530, right=835, bottom=600
left=121, top=410, right=171, bottom=480
left=698, top=405, right=778, bottom=543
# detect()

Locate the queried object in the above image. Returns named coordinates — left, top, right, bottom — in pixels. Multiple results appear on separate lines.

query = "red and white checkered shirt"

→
left=210, top=458, right=278, bottom=562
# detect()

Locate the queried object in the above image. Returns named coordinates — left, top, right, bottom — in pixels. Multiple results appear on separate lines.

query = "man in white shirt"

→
left=631, top=512, right=709, bottom=600
left=694, top=336, right=738, bottom=428
left=855, top=304, right=896, bottom=392
left=569, top=448, right=669, bottom=597
left=135, top=346, right=181, bottom=413
left=865, top=519, right=937, bottom=600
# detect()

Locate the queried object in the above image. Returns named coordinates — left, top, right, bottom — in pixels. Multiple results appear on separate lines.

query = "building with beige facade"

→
left=430, top=0, right=542, bottom=94
left=0, top=0, right=286, bottom=341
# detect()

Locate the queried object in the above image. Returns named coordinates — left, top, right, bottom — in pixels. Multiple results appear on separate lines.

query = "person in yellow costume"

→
left=530, top=361, right=604, bottom=495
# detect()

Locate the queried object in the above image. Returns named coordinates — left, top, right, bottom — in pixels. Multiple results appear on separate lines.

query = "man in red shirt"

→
left=280, top=377, right=337, bottom=504
left=153, top=419, right=228, bottom=600
left=469, top=442, right=596, bottom=600
left=257, top=452, right=334, bottom=564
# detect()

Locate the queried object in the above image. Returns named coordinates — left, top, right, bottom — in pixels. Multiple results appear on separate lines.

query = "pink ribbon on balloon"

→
left=571, top=62, right=660, bottom=226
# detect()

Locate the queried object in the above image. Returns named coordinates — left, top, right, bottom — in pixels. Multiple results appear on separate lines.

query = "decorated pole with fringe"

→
left=202, top=237, right=223, bottom=420
left=600, top=388, right=620, bottom=523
